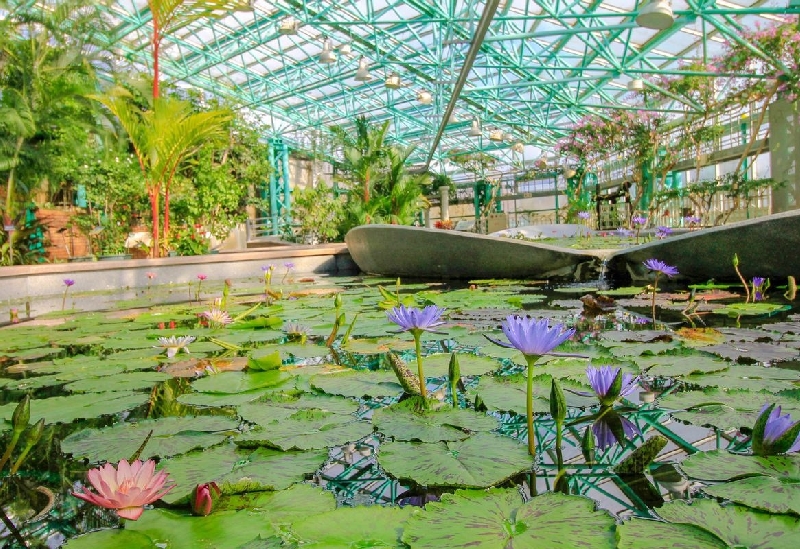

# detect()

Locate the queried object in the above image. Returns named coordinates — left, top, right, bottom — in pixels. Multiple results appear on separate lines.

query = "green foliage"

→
left=290, top=180, right=343, bottom=243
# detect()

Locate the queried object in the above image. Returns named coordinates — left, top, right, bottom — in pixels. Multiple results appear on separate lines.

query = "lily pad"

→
left=63, top=529, right=155, bottom=548
left=469, top=375, right=597, bottom=415
left=616, top=519, right=728, bottom=549
left=704, top=475, right=800, bottom=515
left=310, top=369, right=403, bottom=399
left=63, top=371, right=170, bottom=393
left=639, top=355, right=730, bottom=377
left=373, top=403, right=497, bottom=442
left=0, top=392, right=149, bottom=425
left=700, top=342, right=799, bottom=363
left=379, top=432, right=533, bottom=488
left=235, top=410, right=373, bottom=451
left=190, top=370, right=290, bottom=394
left=177, top=390, right=270, bottom=408
left=288, top=506, right=414, bottom=548
left=237, top=393, right=359, bottom=424
left=401, top=489, right=616, bottom=548
left=682, top=364, right=798, bottom=393
left=62, top=416, right=239, bottom=463
left=657, top=499, right=800, bottom=549
left=423, top=353, right=500, bottom=377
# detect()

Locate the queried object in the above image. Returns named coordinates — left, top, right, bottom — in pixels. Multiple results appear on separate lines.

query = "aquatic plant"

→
left=282, top=262, right=295, bottom=284
left=752, top=404, right=800, bottom=456
left=631, top=215, right=647, bottom=243
left=591, top=410, right=640, bottom=450
left=72, top=459, right=174, bottom=520
left=732, top=253, right=750, bottom=303
left=586, top=365, right=638, bottom=407
left=751, top=276, right=769, bottom=301
left=196, top=273, right=207, bottom=301
left=655, top=226, right=673, bottom=239
left=62, top=278, right=75, bottom=310
left=202, top=308, right=232, bottom=328
left=488, top=315, right=574, bottom=456
left=285, top=322, right=311, bottom=344
left=155, top=335, right=196, bottom=358
left=190, top=482, right=220, bottom=516
left=643, top=258, right=679, bottom=320
left=387, top=305, right=446, bottom=402
left=262, top=264, right=275, bottom=292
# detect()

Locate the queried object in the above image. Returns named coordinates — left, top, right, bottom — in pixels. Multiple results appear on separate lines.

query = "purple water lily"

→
left=631, top=215, right=647, bottom=226
left=643, top=259, right=679, bottom=278
left=489, top=316, right=575, bottom=456
left=62, top=279, right=75, bottom=310
left=586, top=365, right=638, bottom=407
left=655, top=226, right=673, bottom=239
left=752, top=277, right=767, bottom=301
left=753, top=404, right=800, bottom=455
left=577, top=211, right=591, bottom=220
left=64, top=279, right=75, bottom=287
left=592, top=412, right=641, bottom=450
left=615, top=228, right=633, bottom=238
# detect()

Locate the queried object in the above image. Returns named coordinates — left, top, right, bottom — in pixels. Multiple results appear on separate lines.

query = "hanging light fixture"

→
left=635, top=0, right=674, bottom=30
left=627, top=78, right=644, bottom=91
left=319, top=38, right=337, bottom=64
left=448, top=111, right=458, bottom=124
left=338, top=43, right=353, bottom=57
left=385, top=72, right=402, bottom=89
left=469, top=118, right=482, bottom=137
left=354, top=57, right=371, bottom=81
left=489, top=129, right=504, bottom=142
left=511, top=142, right=524, bottom=154
left=417, top=90, right=433, bottom=104
left=278, top=16, right=299, bottom=35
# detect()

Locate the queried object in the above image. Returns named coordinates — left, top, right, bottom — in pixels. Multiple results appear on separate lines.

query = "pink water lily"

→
left=73, top=459, right=174, bottom=520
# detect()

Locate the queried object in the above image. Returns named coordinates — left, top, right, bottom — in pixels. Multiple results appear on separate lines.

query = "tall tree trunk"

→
left=149, top=189, right=160, bottom=257
left=3, top=137, right=25, bottom=264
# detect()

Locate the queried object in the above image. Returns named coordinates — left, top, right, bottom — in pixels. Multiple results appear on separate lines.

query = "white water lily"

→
left=155, top=335, right=196, bottom=358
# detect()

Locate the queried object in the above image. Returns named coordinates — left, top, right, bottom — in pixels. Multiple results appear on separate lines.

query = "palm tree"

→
left=373, top=144, right=429, bottom=224
left=94, top=88, right=232, bottom=255
left=334, top=116, right=391, bottom=205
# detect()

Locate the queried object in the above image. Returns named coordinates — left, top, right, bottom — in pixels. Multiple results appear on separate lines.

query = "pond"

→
left=1, top=271, right=800, bottom=548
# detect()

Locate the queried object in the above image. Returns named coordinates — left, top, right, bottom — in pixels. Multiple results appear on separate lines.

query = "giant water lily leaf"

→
left=190, top=370, right=290, bottom=393
left=704, top=476, right=800, bottom=514
left=63, top=529, right=155, bottom=548
left=401, top=489, right=616, bottom=548
left=700, top=341, right=799, bottom=363
left=379, top=433, right=532, bottom=488
left=373, top=403, right=497, bottom=442
left=235, top=410, right=372, bottom=451
left=638, top=355, right=730, bottom=377
left=0, top=392, right=149, bottom=424
left=616, top=519, right=728, bottom=549
left=657, top=499, right=800, bottom=549
left=657, top=389, right=800, bottom=431
left=286, top=506, right=413, bottom=548
left=682, top=364, right=798, bottom=393
left=258, top=342, right=330, bottom=360
left=64, top=371, right=170, bottom=393
left=237, top=393, right=359, bottom=424
left=212, top=329, right=283, bottom=346
left=177, top=389, right=270, bottom=408
left=310, top=370, right=403, bottom=399
left=62, top=416, right=239, bottom=463
left=158, top=444, right=327, bottom=504
left=469, top=375, right=596, bottom=415
left=681, top=450, right=800, bottom=481
left=423, top=353, right=500, bottom=377
left=7, top=346, right=65, bottom=361
left=713, top=302, right=790, bottom=317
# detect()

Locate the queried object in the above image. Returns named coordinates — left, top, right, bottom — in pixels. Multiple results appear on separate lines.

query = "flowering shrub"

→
left=173, top=225, right=211, bottom=256
left=434, top=219, right=455, bottom=230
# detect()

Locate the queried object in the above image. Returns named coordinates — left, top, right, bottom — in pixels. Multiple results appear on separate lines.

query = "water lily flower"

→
left=62, top=279, right=75, bottom=310
left=387, top=305, right=447, bottom=402
left=281, top=262, right=295, bottom=283
left=190, top=482, right=220, bottom=516
left=284, top=322, right=311, bottom=344
left=197, top=274, right=207, bottom=281
left=577, top=211, right=590, bottom=220
left=488, top=316, right=575, bottom=456
left=586, top=365, right=638, bottom=407
left=591, top=411, right=640, bottom=450
left=644, top=259, right=679, bottom=320
left=615, top=227, right=633, bottom=238
left=631, top=216, right=647, bottom=226
left=752, top=404, right=800, bottom=456
left=655, top=226, right=673, bottom=239
left=155, top=335, right=196, bottom=358
left=73, top=459, right=174, bottom=520
left=202, top=308, right=232, bottom=327
left=751, top=277, right=768, bottom=301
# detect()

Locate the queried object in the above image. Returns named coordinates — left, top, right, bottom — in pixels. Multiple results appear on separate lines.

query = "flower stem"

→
left=413, top=332, right=428, bottom=403
left=651, top=273, right=660, bottom=322
left=525, top=355, right=539, bottom=457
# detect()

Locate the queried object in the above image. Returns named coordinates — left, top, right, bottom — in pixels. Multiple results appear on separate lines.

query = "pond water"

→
left=1, top=273, right=800, bottom=548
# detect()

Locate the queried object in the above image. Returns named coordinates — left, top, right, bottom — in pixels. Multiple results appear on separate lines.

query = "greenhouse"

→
left=3, top=0, right=800, bottom=547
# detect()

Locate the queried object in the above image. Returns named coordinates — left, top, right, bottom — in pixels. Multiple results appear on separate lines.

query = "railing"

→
left=245, top=216, right=291, bottom=241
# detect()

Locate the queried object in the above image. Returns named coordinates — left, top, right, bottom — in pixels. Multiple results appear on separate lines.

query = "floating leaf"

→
left=190, top=370, right=290, bottom=394
left=373, top=403, right=497, bottom=442
left=63, top=416, right=239, bottom=463
left=64, top=371, right=170, bottom=393
left=657, top=499, right=800, bottom=549
left=700, top=342, right=799, bottom=363
left=287, top=506, right=413, bottom=548
left=237, top=393, right=359, bottom=425
left=617, top=519, right=728, bottom=549
left=379, top=432, right=532, bottom=488
left=704, top=476, right=800, bottom=514
left=0, top=392, right=149, bottom=425
left=423, top=353, right=500, bottom=377
left=469, top=375, right=596, bottom=415
left=310, top=369, right=403, bottom=399
left=681, top=449, right=800, bottom=481
left=401, top=489, right=616, bottom=548
left=63, top=529, right=155, bottom=549
left=235, top=411, right=372, bottom=451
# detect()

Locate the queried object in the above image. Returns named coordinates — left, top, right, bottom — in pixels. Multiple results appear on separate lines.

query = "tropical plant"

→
left=291, top=180, right=344, bottom=244
left=331, top=115, right=391, bottom=205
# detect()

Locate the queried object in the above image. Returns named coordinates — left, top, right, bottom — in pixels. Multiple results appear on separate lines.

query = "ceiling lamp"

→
left=627, top=78, right=644, bottom=91
left=385, top=72, right=402, bottom=89
left=635, top=0, right=674, bottom=30
left=417, top=90, right=433, bottom=105
left=489, top=129, right=504, bottom=142
left=469, top=118, right=482, bottom=137
left=354, top=57, right=371, bottom=81
left=278, top=16, right=299, bottom=35
left=448, top=111, right=458, bottom=124
left=319, top=38, right=337, bottom=64
left=339, top=43, right=353, bottom=57
left=511, top=142, right=524, bottom=154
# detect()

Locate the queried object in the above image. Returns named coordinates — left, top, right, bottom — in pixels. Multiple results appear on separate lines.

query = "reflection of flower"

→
left=615, top=228, right=633, bottom=238
left=684, top=215, right=701, bottom=226
left=586, top=366, right=637, bottom=406
left=753, top=404, right=800, bottom=455
left=202, top=308, right=232, bottom=327
left=591, top=412, right=640, bottom=450
left=73, top=459, right=174, bottom=520
left=752, top=277, right=768, bottom=301
left=156, top=335, right=196, bottom=358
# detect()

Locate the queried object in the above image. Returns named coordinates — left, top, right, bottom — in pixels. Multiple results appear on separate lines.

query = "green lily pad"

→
left=597, top=286, right=647, bottom=296
left=237, top=393, right=359, bottom=424
left=379, top=432, right=532, bottom=488
left=682, top=364, right=799, bottom=393
left=190, top=370, right=290, bottom=394
left=342, top=337, right=415, bottom=354
left=157, top=444, right=327, bottom=504
left=258, top=342, right=330, bottom=360
left=704, top=475, right=800, bottom=514
left=423, top=353, right=500, bottom=377
left=469, top=375, right=597, bottom=415
left=639, top=355, right=731, bottom=377
left=713, top=302, right=790, bottom=317
left=616, top=519, right=728, bottom=549
left=235, top=411, right=372, bottom=451
left=62, top=416, right=239, bottom=463
left=310, top=369, right=403, bottom=399
left=700, top=342, right=799, bottom=363
left=603, top=341, right=679, bottom=358
left=0, top=392, right=149, bottom=425
left=288, top=506, right=414, bottom=548
left=401, top=489, right=616, bottom=548
left=373, top=402, right=497, bottom=442
left=657, top=499, right=800, bottom=549
left=177, top=390, right=270, bottom=408
left=63, top=529, right=155, bottom=548
left=64, top=371, right=170, bottom=393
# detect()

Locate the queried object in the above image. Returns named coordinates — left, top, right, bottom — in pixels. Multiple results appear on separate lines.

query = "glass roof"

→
left=105, top=0, right=799, bottom=170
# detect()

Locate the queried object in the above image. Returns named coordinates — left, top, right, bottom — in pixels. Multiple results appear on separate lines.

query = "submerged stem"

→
left=651, top=273, right=660, bottom=322
left=413, top=332, right=428, bottom=403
